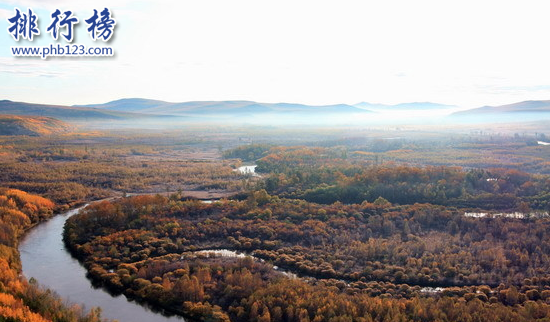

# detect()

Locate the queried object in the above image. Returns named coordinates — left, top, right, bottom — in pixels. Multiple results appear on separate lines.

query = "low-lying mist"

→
left=71, top=110, right=550, bottom=132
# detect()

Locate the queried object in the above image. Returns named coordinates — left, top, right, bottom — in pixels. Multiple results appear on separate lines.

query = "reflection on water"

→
left=235, top=165, right=260, bottom=177
left=195, top=249, right=247, bottom=258
left=420, top=287, right=446, bottom=293
left=19, top=205, right=186, bottom=322
left=464, top=211, right=549, bottom=219
left=190, top=249, right=298, bottom=279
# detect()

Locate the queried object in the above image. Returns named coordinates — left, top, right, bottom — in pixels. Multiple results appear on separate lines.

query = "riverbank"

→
left=0, top=188, right=111, bottom=322
left=20, top=199, right=189, bottom=322
left=16, top=165, right=257, bottom=322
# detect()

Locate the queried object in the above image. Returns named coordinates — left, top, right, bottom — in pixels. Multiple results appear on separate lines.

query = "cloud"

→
left=2, top=0, right=550, bottom=107
left=481, top=85, right=550, bottom=95
left=0, top=0, right=138, bottom=11
left=0, top=57, right=95, bottom=78
left=0, top=8, right=12, bottom=19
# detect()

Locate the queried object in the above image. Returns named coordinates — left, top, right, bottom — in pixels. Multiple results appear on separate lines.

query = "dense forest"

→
left=223, top=133, right=550, bottom=174
left=3, top=128, right=550, bottom=321
left=240, top=145, right=550, bottom=211
left=65, top=188, right=550, bottom=321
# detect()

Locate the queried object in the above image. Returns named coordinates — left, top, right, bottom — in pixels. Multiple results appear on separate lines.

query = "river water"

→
left=235, top=165, right=260, bottom=177
left=17, top=165, right=262, bottom=322
left=19, top=160, right=450, bottom=322
left=19, top=205, right=186, bottom=322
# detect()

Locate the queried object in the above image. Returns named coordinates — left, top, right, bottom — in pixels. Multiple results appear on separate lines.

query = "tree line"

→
left=65, top=193, right=550, bottom=321
left=0, top=188, right=109, bottom=322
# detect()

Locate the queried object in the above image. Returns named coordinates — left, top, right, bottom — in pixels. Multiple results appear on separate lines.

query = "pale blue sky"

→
left=2, top=0, right=550, bottom=109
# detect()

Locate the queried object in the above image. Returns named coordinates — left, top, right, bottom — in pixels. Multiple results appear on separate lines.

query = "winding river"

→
left=19, top=204, right=186, bottom=322
left=18, top=165, right=260, bottom=322
left=18, top=163, right=451, bottom=322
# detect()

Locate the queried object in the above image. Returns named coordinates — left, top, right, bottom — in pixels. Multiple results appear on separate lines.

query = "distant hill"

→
left=74, top=98, right=174, bottom=112
left=0, top=114, right=71, bottom=136
left=354, top=102, right=456, bottom=110
left=79, top=99, right=371, bottom=115
left=452, top=100, right=550, bottom=116
left=0, top=100, right=159, bottom=120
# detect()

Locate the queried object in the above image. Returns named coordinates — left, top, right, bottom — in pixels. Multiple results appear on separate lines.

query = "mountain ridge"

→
left=0, top=100, right=162, bottom=120
left=3, top=98, right=550, bottom=123
left=77, top=99, right=372, bottom=115
left=451, top=100, right=550, bottom=116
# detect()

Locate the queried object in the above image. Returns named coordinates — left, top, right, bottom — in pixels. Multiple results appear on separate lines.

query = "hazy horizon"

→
left=2, top=0, right=550, bottom=110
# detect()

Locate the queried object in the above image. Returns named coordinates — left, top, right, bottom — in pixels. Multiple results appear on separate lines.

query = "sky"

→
left=1, top=0, right=550, bottom=109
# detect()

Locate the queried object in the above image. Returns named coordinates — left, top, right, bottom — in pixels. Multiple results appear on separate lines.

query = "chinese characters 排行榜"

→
left=7, top=7, right=116, bottom=42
